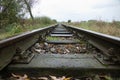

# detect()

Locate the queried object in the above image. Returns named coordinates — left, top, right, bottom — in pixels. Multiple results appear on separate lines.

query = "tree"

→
left=0, top=0, right=20, bottom=28
left=52, top=19, right=57, bottom=23
left=0, top=0, right=35, bottom=28
left=68, top=20, right=71, bottom=23
left=23, top=0, right=34, bottom=20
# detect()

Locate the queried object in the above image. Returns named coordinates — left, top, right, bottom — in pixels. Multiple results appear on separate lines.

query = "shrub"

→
left=10, top=25, right=23, bottom=34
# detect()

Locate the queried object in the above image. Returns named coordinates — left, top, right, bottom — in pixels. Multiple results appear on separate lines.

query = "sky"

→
left=31, top=0, right=120, bottom=22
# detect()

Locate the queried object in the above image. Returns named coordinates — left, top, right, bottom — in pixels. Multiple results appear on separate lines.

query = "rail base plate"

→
left=94, top=55, right=116, bottom=65
left=12, top=53, right=35, bottom=64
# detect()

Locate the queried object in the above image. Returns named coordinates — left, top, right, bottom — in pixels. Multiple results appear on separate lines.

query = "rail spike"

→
left=12, top=47, right=34, bottom=64
left=108, top=48, right=120, bottom=63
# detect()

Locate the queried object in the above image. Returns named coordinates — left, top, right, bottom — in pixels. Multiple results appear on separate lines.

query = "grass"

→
left=0, top=17, right=57, bottom=40
left=46, top=36, right=61, bottom=41
left=46, top=36, right=82, bottom=43
left=68, top=20, right=120, bottom=37
left=0, top=23, right=54, bottom=40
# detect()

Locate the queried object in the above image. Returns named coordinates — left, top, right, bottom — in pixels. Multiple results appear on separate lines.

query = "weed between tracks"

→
left=46, top=36, right=80, bottom=42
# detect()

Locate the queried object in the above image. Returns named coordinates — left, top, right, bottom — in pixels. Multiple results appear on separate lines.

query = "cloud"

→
left=93, top=0, right=120, bottom=9
left=31, top=0, right=120, bottom=21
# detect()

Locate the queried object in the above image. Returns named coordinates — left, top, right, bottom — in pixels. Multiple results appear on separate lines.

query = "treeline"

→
left=25, top=17, right=57, bottom=26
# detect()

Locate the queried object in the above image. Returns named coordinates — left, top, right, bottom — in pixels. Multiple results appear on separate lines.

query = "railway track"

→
left=0, top=24, right=120, bottom=80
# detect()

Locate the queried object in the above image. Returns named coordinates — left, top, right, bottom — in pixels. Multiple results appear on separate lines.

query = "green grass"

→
left=46, top=36, right=61, bottom=41
left=0, top=23, right=53, bottom=40
left=0, top=16, right=57, bottom=40
left=46, top=36, right=82, bottom=43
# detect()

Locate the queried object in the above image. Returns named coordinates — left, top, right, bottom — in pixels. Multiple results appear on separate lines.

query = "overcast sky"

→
left=31, top=0, right=120, bottom=22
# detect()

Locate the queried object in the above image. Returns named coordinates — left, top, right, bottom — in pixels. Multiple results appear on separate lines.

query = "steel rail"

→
left=0, top=24, right=57, bottom=71
left=62, top=24, right=120, bottom=63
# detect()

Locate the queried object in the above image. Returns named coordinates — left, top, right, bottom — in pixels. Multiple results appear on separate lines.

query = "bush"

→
left=40, top=16, right=52, bottom=24
left=34, top=16, right=53, bottom=24
left=10, top=25, right=23, bottom=34
left=0, top=16, right=57, bottom=40
left=4, top=23, right=17, bottom=32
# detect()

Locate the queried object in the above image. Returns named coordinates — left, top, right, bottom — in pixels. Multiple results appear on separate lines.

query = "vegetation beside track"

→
left=0, top=17, right=57, bottom=40
left=0, top=0, right=57, bottom=40
left=67, top=20, right=120, bottom=37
